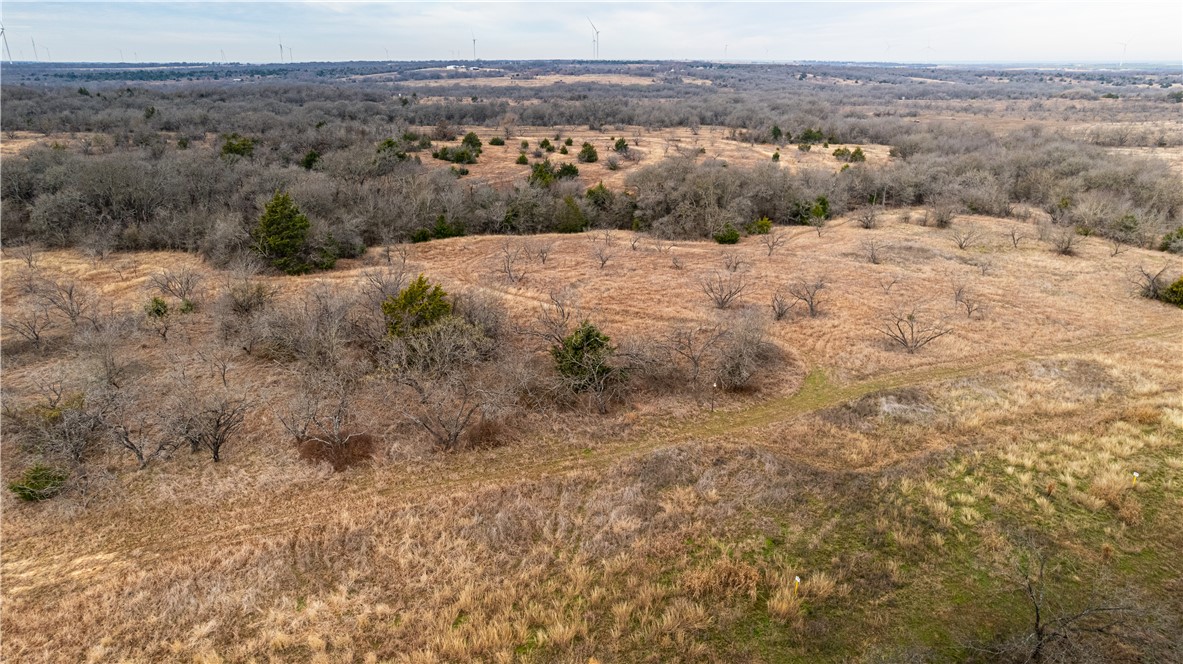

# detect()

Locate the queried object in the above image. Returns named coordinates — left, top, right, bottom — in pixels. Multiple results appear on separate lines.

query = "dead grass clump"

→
left=766, top=587, right=804, bottom=629
left=297, top=432, right=376, bottom=471
left=682, top=557, right=760, bottom=601
left=1086, top=466, right=1133, bottom=509
left=1121, top=405, right=1162, bottom=427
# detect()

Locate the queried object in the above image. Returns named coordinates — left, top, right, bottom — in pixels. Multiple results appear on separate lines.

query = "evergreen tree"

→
left=254, top=192, right=312, bottom=274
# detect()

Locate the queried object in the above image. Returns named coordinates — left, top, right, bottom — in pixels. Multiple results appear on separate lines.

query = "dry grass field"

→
left=3, top=209, right=1182, bottom=661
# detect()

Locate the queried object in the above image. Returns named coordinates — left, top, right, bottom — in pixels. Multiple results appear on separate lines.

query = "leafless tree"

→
left=13, top=244, right=40, bottom=269
left=759, top=231, right=788, bottom=256
left=280, top=367, right=367, bottom=464
left=497, top=239, right=528, bottom=283
left=811, top=218, right=828, bottom=237
left=722, top=252, right=747, bottom=272
left=879, top=305, right=952, bottom=353
left=1051, top=227, right=1079, bottom=256
left=714, top=312, right=772, bottom=391
left=1108, top=236, right=1129, bottom=257
left=664, top=324, right=728, bottom=390
left=103, top=389, right=178, bottom=469
left=591, top=242, right=615, bottom=270
left=770, top=291, right=796, bottom=321
left=629, top=234, right=643, bottom=251
left=856, top=207, right=881, bottom=229
left=787, top=277, right=828, bottom=317
left=670, top=253, right=684, bottom=270
left=149, top=267, right=205, bottom=304
left=952, top=225, right=983, bottom=250
left=955, top=289, right=984, bottom=319
left=531, top=290, right=580, bottom=347
left=173, top=394, right=248, bottom=462
left=700, top=270, right=747, bottom=309
left=36, top=277, right=97, bottom=328
left=2, top=304, right=56, bottom=350
left=1132, top=265, right=1173, bottom=300
left=1007, top=228, right=1027, bottom=248
left=403, top=373, right=486, bottom=450
left=860, top=239, right=886, bottom=264
left=528, top=239, right=554, bottom=264
left=879, top=276, right=900, bottom=294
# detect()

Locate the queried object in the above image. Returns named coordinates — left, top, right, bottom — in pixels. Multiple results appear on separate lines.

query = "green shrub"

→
left=555, top=196, right=588, bottom=233
left=450, top=166, right=470, bottom=177
left=797, top=143, right=812, bottom=152
left=1159, top=227, right=1183, bottom=253
left=253, top=191, right=312, bottom=275
left=747, top=216, right=773, bottom=235
left=179, top=298, right=197, bottom=314
left=564, top=137, right=574, bottom=146
left=559, top=145, right=569, bottom=155
left=520, top=140, right=530, bottom=150
left=177, top=137, right=190, bottom=150
left=412, top=215, right=465, bottom=242
left=461, top=132, right=483, bottom=153
left=516, top=153, right=529, bottom=165
left=849, top=147, right=866, bottom=162
left=1162, top=277, right=1183, bottom=307
left=221, top=132, right=255, bottom=157
left=529, top=161, right=557, bottom=187
left=145, top=296, right=169, bottom=319
left=771, top=151, right=780, bottom=162
left=8, top=464, right=68, bottom=502
left=832, top=147, right=852, bottom=161
left=614, top=138, right=629, bottom=152
left=432, top=146, right=477, bottom=164
left=713, top=223, right=741, bottom=244
left=578, top=142, right=599, bottom=163
left=585, top=182, right=614, bottom=210
left=382, top=275, right=451, bottom=337
left=488, top=137, right=505, bottom=146
left=540, top=138, right=554, bottom=152
left=556, top=163, right=580, bottom=179
left=300, top=149, right=320, bottom=170
left=551, top=321, right=616, bottom=392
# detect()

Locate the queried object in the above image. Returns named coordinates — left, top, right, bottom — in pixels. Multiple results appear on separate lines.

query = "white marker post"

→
left=793, top=575, right=801, bottom=595
left=1132, top=471, right=1140, bottom=486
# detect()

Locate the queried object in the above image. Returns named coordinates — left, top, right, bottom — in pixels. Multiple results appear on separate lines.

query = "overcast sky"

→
left=1, top=1, right=1180, bottom=65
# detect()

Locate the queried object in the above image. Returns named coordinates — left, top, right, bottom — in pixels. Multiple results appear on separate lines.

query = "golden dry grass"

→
left=2, top=213, right=1182, bottom=662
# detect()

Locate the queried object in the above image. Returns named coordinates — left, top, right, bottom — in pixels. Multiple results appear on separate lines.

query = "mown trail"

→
left=4, top=323, right=1180, bottom=603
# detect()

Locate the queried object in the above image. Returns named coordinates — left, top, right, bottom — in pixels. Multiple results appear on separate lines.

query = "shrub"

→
left=605, top=156, right=620, bottom=170
left=1162, top=276, right=1183, bottom=307
left=300, top=149, right=320, bottom=170
left=221, top=132, right=254, bottom=157
left=8, top=464, right=68, bottom=502
left=461, top=132, right=483, bottom=153
left=516, top=153, right=529, bottom=165
left=559, top=145, right=569, bottom=155
left=432, top=146, right=477, bottom=164
left=556, top=163, right=580, bottom=179
left=797, top=143, right=812, bottom=152
left=586, top=182, right=614, bottom=209
left=382, top=275, right=451, bottom=337
left=253, top=192, right=313, bottom=275
left=529, top=161, right=557, bottom=187
left=578, top=142, right=599, bottom=163
left=1159, top=227, right=1183, bottom=253
left=832, top=147, right=852, bottom=161
left=145, top=296, right=169, bottom=319
left=614, top=138, right=629, bottom=152
left=565, top=137, right=574, bottom=146
left=713, top=223, right=741, bottom=244
left=772, top=151, right=780, bottom=162
left=412, top=215, right=465, bottom=242
left=488, top=137, right=505, bottom=146
left=540, top=138, right=554, bottom=152
left=179, top=298, right=197, bottom=314
left=520, top=140, right=529, bottom=150
left=552, top=321, right=616, bottom=393
left=747, top=216, right=773, bottom=235
left=849, top=147, right=866, bottom=162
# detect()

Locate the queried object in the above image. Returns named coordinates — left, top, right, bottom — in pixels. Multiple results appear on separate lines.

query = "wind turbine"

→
left=278, top=35, right=284, bottom=63
left=30, top=37, right=37, bottom=61
left=1117, top=41, right=1128, bottom=69
left=586, top=18, right=599, bottom=59
left=384, top=47, right=390, bottom=60
left=0, top=23, right=12, bottom=63
left=118, top=48, right=124, bottom=62
left=471, top=31, right=477, bottom=60
left=288, top=46, right=293, bottom=63
left=221, top=49, right=226, bottom=63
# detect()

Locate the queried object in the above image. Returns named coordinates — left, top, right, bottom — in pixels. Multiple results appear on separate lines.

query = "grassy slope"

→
left=2, top=216, right=1182, bottom=662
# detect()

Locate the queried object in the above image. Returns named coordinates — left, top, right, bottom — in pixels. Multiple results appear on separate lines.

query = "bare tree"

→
left=770, top=291, right=796, bottom=321
left=670, top=253, right=684, bottom=270
left=174, top=395, right=248, bottom=462
left=878, top=276, right=900, bottom=294
left=280, top=367, right=368, bottom=465
left=527, top=239, right=554, bottom=265
left=2, top=303, right=56, bottom=350
left=860, top=239, right=886, bottom=264
left=403, top=373, right=486, bottom=450
left=1007, top=227, right=1027, bottom=248
left=1132, top=265, right=1173, bottom=300
left=1051, top=227, right=1079, bottom=256
left=664, top=324, right=728, bottom=390
left=497, top=239, right=528, bottom=283
left=1108, top=236, right=1129, bottom=257
left=700, top=270, right=747, bottom=309
left=787, top=277, right=828, bottom=317
left=879, top=305, right=952, bottom=353
left=955, top=289, right=984, bottom=319
left=952, top=225, right=983, bottom=250
left=103, top=389, right=178, bottom=469
left=13, top=244, right=40, bottom=269
left=36, top=277, right=97, bottom=328
left=149, top=267, right=205, bottom=305
left=759, top=231, right=788, bottom=256
left=629, top=234, right=643, bottom=251
left=856, top=207, right=881, bottom=229
left=722, top=252, right=747, bottom=272
left=591, top=242, right=615, bottom=270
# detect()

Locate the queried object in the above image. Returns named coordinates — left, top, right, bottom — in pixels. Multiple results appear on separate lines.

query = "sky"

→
left=1, top=1, right=1180, bottom=65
